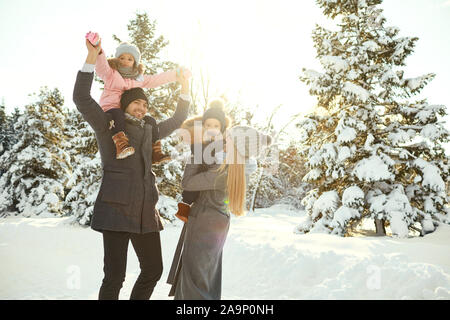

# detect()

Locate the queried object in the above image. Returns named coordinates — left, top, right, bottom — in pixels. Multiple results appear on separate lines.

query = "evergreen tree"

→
left=8, top=107, right=23, bottom=146
left=63, top=108, right=101, bottom=225
left=0, top=107, right=23, bottom=177
left=0, top=101, right=20, bottom=161
left=297, top=0, right=449, bottom=237
left=273, top=142, right=311, bottom=209
left=0, top=99, right=8, bottom=158
left=0, top=88, right=70, bottom=216
left=246, top=106, right=308, bottom=211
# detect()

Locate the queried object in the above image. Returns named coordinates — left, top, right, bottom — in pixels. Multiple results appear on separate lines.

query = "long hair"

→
left=218, top=143, right=246, bottom=217
left=107, top=58, right=145, bottom=75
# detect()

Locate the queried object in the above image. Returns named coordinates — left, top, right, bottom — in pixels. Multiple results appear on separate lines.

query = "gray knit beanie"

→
left=228, top=125, right=272, bottom=159
left=115, top=42, right=141, bottom=65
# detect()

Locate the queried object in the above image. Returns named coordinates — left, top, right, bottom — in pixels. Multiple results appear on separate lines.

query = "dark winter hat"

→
left=202, top=98, right=227, bottom=132
left=120, top=87, right=148, bottom=111
left=115, top=42, right=141, bottom=65
left=228, top=125, right=272, bottom=160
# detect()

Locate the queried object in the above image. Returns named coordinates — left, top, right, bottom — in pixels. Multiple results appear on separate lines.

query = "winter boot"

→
left=112, top=131, right=135, bottom=159
left=175, top=202, right=191, bottom=223
left=152, top=140, right=171, bottom=164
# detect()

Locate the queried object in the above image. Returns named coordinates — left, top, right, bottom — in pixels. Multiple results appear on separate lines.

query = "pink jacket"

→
left=95, top=51, right=178, bottom=112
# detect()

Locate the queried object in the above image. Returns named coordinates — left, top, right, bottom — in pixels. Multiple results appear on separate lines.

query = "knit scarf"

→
left=118, top=66, right=140, bottom=80
left=125, top=112, right=146, bottom=127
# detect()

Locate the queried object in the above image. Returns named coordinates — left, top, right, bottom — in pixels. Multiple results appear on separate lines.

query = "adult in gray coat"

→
left=73, top=40, right=190, bottom=300
left=167, top=125, right=272, bottom=299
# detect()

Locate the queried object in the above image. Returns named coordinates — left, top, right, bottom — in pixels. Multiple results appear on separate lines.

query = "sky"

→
left=0, top=0, right=449, bottom=134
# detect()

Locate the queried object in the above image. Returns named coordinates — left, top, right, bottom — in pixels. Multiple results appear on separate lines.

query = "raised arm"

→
left=157, top=98, right=190, bottom=140
left=142, top=67, right=192, bottom=89
left=95, top=47, right=114, bottom=81
left=141, top=70, right=177, bottom=88
left=156, top=69, right=191, bottom=139
left=72, top=40, right=108, bottom=133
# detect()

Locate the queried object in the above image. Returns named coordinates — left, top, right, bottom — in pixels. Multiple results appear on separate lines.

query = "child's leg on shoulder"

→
left=106, top=108, right=134, bottom=159
left=106, top=108, right=126, bottom=135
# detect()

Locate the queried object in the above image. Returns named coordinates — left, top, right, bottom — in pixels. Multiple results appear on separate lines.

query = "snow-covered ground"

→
left=1, top=199, right=449, bottom=300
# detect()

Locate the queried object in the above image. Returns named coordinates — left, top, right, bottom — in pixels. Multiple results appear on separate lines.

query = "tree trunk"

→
left=374, top=219, right=386, bottom=236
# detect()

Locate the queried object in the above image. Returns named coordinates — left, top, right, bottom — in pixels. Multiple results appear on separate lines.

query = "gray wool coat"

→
left=73, top=71, right=190, bottom=234
left=167, top=158, right=231, bottom=300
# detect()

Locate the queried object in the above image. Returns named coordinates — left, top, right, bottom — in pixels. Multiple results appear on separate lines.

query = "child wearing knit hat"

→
left=174, top=112, right=272, bottom=222
left=174, top=98, right=232, bottom=222
left=86, top=32, right=191, bottom=160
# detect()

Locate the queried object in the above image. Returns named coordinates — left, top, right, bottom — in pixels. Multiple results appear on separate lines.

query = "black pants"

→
left=106, top=109, right=126, bottom=135
left=98, top=230, right=163, bottom=300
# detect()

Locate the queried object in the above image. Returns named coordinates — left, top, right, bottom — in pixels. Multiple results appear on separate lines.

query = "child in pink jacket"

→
left=92, top=35, right=191, bottom=160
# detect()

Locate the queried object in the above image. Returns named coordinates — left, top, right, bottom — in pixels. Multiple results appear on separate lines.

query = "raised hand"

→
left=176, top=67, right=190, bottom=94
left=85, top=39, right=102, bottom=64
left=86, top=39, right=102, bottom=55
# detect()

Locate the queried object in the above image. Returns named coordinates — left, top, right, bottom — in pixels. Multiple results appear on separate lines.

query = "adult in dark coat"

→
left=73, top=40, right=191, bottom=300
left=167, top=125, right=271, bottom=300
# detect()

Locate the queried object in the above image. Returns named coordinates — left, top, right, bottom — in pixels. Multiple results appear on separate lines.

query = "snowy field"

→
left=1, top=198, right=450, bottom=300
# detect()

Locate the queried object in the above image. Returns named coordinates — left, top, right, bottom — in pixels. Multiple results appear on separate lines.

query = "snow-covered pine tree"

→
left=0, top=87, right=70, bottom=217
left=63, top=108, right=101, bottom=225
left=274, top=142, right=311, bottom=210
left=0, top=100, right=8, bottom=158
left=247, top=142, right=311, bottom=211
left=0, top=107, right=23, bottom=164
left=297, top=0, right=449, bottom=237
